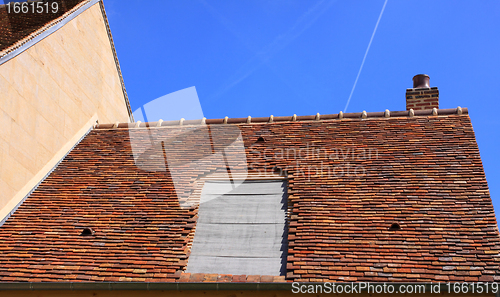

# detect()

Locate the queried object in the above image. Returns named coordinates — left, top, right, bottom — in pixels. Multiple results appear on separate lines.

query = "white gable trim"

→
left=0, top=0, right=99, bottom=66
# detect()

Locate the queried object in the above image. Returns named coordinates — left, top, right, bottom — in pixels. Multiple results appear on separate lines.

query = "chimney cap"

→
left=412, top=74, right=430, bottom=89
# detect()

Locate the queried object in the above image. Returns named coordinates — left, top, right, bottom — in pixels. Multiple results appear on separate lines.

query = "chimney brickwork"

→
left=406, top=74, right=439, bottom=110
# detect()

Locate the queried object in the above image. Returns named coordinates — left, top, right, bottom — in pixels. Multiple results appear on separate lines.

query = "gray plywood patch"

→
left=201, top=180, right=286, bottom=195
left=188, top=223, right=285, bottom=257
left=186, top=180, right=287, bottom=276
left=198, top=195, right=287, bottom=224
left=186, top=256, right=284, bottom=276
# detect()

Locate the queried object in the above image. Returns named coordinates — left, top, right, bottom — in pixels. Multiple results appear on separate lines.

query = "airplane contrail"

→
left=343, top=0, right=388, bottom=113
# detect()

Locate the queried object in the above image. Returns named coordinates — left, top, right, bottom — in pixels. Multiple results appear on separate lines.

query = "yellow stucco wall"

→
left=0, top=2, right=131, bottom=217
left=0, top=290, right=495, bottom=297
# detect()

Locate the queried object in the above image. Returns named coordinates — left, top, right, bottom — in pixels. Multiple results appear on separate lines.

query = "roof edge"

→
left=0, top=0, right=134, bottom=122
left=94, top=107, right=468, bottom=130
left=0, top=0, right=98, bottom=65
left=0, top=282, right=489, bottom=291
left=0, top=114, right=98, bottom=227
left=98, top=0, right=134, bottom=122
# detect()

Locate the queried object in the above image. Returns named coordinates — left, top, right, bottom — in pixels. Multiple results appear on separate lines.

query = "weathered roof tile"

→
left=0, top=110, right=498, bottom=283
left=0, top=0, right=87, bottom=55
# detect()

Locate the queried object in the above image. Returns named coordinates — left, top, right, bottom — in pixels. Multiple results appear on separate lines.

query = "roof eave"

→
left=0, top=282, right=492, bottom=292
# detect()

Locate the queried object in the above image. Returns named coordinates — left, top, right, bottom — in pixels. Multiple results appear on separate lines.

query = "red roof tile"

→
left=0, top=109, right=499, bottom=283
left=0, top=0, right=87, bottom=55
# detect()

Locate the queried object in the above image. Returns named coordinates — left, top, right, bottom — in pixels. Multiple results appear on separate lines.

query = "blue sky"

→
left=104, top=0, right=500, bottom=220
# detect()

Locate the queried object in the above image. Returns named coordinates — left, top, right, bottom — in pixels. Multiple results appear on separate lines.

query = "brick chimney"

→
left=406, top=74, right=439, bottom=110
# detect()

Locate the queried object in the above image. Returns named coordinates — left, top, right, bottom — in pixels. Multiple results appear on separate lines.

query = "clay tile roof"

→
left=0, top=0, right=86, bottom=55
left=0, top=108, right=499, bottom=283
left=94, top=107, right=468, bottom=129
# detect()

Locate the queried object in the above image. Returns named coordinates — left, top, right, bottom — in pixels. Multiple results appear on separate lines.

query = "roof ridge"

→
left=95, top=107, right=467, bottom=130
